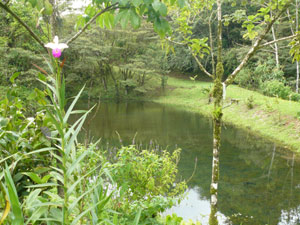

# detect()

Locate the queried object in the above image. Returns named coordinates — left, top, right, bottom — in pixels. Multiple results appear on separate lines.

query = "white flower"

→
left=45, top=36, right=68, bottom=50
left=45, top=36, right=68, bottom=58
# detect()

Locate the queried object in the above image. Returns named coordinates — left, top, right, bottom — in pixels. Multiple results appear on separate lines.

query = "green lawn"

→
left=154, top=77, right=300, bottom=151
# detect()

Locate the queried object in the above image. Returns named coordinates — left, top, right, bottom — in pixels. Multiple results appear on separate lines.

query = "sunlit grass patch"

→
left=154, top=77, right=300, bottom=151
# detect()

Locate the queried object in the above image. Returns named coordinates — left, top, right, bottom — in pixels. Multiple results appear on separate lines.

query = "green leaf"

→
left=0, top=184, right=10, bottom=225
left=120, top=0, right=129, bottom=6
left=36, top=0, right=43, bottom=10
left=10, top=72, right=20, bottom=84
left=120, top=10, right=130, bottom=29
left=22, top=172, right=43, bottom=184
left=130, top=9, right=141, bottom=29
left=65, top=114, right=87, bottom=156
left=4, top=166, right=25, bottom=225
left=132, top=0, right=142, bottom=7
left=177, top=0, right=185, bottom=8
left=24, top=147, right=56, bottom=156
left=159, top=3, right=167, bottom=17
left=152, top=0, right=161, bottom=12
left=68, top=182, right=103, bottom=213
left=103, top=13, right=113, bottom=29
left=28, top=0, right=37, bottom=7
left=133, top=208, right=142, bottom=225
left=154, top=18, right=170, bottom=38
left=25, top=183, right=59, bottom=188
left=67, top=165, right=102, bottom=196
left=25, top=207, right=48, bottom=225
left=70, top=192, right=113, bottom=225
left=50, top=171, right=64, bottom=184
left=66, top=148, right=90, bottom=176
left=44, top=0, right=53, bottom=15
left=25, top=189, right=42, bottom=208
left=65, top=105, right=94, bottom=155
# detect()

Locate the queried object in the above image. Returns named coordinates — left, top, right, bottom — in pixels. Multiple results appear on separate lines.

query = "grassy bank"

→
left=153, top=77, right=300, bottom=151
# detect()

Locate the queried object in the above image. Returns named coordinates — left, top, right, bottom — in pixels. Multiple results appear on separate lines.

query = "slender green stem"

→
left=52, top=58, right=69, bottom=224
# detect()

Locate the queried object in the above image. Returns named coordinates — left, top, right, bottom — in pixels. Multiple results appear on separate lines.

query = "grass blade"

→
left=4, top=166, right=24, bottom=225
left=25, top=183, right=59, bottom=188
left=70, top=192, right=113, bottom=225
left=0, top=189, right=10, bottom=225
left=67, top=165, right=101, bottom=196
left=68, top=182, right=103, bottom=213
left=133, top=208, right=142, bottom=225
left=64, top=86, right=85, bottom=124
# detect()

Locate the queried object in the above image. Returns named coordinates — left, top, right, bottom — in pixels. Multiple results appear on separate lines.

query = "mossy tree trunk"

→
left=209, top=1, right=223, bottom=224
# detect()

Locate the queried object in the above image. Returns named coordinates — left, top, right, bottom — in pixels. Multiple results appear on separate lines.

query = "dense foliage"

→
left=1, top=0, right=300, bottom=224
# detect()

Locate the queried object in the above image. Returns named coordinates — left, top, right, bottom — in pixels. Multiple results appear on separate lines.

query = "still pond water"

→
left=78, top=101, right=300, bottom=225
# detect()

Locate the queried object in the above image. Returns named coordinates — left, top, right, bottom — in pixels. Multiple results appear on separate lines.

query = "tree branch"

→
left=65, top=3, right=118, bottom=45
left=0, top=2, right=47, bottom=52
left=208, top=11, right=215, bottom=76
left=260, top=34, right=297, bottom=47
left=192, top=53, right=213, bottom=78
left=165, top=37, right=213, bottom=78
left=165, top=37, right=186, bottom=45
left=225, top=1, right=292, bottom=86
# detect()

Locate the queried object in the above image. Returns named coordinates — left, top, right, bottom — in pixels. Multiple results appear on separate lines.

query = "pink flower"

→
left=52, top=48, right=62, bottom=58
left=45, top=36, right=68, bottom=58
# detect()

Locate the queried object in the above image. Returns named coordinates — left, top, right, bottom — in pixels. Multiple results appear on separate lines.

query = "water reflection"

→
left=163, top=188, right=227, bottom=224
left=74, top=101, right=300, bottom=225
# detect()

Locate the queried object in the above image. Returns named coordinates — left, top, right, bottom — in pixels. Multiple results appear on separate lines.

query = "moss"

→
left=209, top=206, right=219, bottom=225
left=212, top=161, right=219, bottom=180
left=210, top=185, right=218, bottom=196
left=213, top=106, right=223, bottom=120
left=212, top=79, right=223, bottom=107
left=216, top=62, right=224, bottom=80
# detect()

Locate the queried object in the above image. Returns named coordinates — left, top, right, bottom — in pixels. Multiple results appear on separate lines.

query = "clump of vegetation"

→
left=290, top=92, right=300, bottom=102
left=234, top=58, right=300, bottom=102
left=161, top=214, right=201, bottom=225
left=260, top=80, right=292, bottom=100
left=297, top=111, right=300, bottom=119
left=108, top=146, right=186, bottom=223
left=246, top=95, right=255, bottom=109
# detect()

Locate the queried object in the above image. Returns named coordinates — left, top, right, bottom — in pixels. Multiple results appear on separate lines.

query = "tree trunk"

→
left=296, top=61, right=299, bottom=93
left=102, top=77, right=108, bottom=91
left=270, top=10, right=279, bottom=67
left=209, top=1, right=223, bottom=224
left=296, top=0, right=299, bottom=93
left=271, top=25, right=280, bottom=67
left=209, top=11, right=215, bottom=76
left=209, top=93, right=222, bottom=225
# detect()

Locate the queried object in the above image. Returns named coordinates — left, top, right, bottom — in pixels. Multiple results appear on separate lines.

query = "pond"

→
left=76, top=101, right=300, bottom=225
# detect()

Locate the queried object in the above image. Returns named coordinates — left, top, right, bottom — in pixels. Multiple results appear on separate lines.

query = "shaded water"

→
left=77, top=101, right=300, bottom=225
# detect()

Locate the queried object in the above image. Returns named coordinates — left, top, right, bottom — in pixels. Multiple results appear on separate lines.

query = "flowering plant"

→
left=45, top=36, right=68, bottom=58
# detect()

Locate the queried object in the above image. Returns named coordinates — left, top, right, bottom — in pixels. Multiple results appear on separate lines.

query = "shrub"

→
left=246, top=95, right=255, bottom=109
left=235, top=68, right=256, bottom=89
left=109, top=146, right=187, bottom=222
left=260, top=80, right=292, bottom=100
left=235, top=59, right=285, bottom=90
left=290, top=92, right=300, bottom=102
left=161, top=213, right=201, bottom=225
left=111, top=146, right=186, bottom=201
